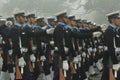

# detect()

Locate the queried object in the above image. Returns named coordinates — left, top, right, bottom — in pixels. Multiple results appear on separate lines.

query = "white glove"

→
left=40, top=55, right=46, bottom=61
left=5, top=21, right=13, bottom=27
left=115, top=48, right=120, bottom=55
left=89, top=65, right=95, bottom=75
left=96, top=60, right=103, bottom=71
left=104, top=46, right=108, bottom=51
left=8, top=49, right=13, bottom=55
left=114, top=70, right=117, bottom=78
left=113, top=64, right=120, bottom=71
left=77, top=55, right=82, bottom=62
left=87, top=54, right=90, bottom=58
left=41, top=42, right=45, bottom=46
left=85, top=71, right=90, bottom=78
left=98, top=46, right=103, bottom=49
left=88, top=47, right=92, bottom=52
left=93, top=31, right=102, bottom=38
left=54, top=47, right=58, bottom=51
left=82, top=52, right=86, bottom=58
left=63, top=60, right=69, bottom=71
left=83, top=58, right=85, bottom=63
left=46, top=28, right=55, bottom=34
left=73, top=57, right=79, bottom=64
left=32, top=46, right=37, bottom=51
left=45, top=74, right=52, bottom=80
left=50, top=41, right=54, bottom=46
left=40, top=55, right=46, bottom=66
left=93, top=48, right=97, bottom=53
left=51, top=50, right=54, bottom=55
left=101, top=24, right=107, bottom=32
left=18, top=57, right=26, bottom=67
left=64, top=47, right=69, bottom=54
left=84, top=78, right=89, bottom=80
left=30, top=54, right=36, bottom=62
left=74, top=57, right=78, bottom=69
left=78, top=47, right=82, bottom=51
left=21, top=48, right=28, bottom=53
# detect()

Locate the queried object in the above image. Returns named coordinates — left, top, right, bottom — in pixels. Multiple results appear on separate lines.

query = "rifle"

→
left=59, top=68, right=65, bottom=80
left=59, top=56, right=65, bottom=80
left=15, top=56, right=22, bottom=80
left=109, top=57, right=115, bottom=80
left=48, top=53, right=53, bottom=64
left=27, top=60, right=34, bottom=72
left=69, top=61, right=76, bottom=74
left=16, top=66, right=22, bottom=80
left=36, top=57, right=44, bottom=72
left=109, top=68, right=115, bottom=80
left=7, top=55, right=12, bottom=64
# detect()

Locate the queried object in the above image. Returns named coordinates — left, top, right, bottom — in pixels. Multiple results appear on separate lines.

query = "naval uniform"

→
left=0, top=24, right=14, bottom=73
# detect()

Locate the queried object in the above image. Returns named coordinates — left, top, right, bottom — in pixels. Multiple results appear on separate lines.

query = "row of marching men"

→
left=0, top=11, right=105, bottom=80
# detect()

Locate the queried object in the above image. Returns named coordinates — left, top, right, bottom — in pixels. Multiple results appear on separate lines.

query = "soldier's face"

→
left=49, top=21, right=56, bottom=26
left=89, top=24, right=93, bottom=28
left=64, top=18, right=71, bottom=25
left=27, top=18, right=31, bottom=23
left=77, top=23, right=82, bottom=27
left=19, top=16, right=25, bottom=24
left=39, top=22, right=46, bottom=27
left=67, top=19, right=72, bottom=26
left=30, top=17, right=35, bottom=24
left=71, top=21, right=76, bottom=26
left=82, top=23, right=88, bottom=28
left=63, top=17, right=68, bottom=23
left=115, top=18, right=120, bottom=27
left=15, top=16, right=20, bottom=23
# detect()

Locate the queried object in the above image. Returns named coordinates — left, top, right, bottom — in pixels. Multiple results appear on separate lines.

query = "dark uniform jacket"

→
left=10, top=23, right=22, bottom=58
left=104, top=25, right=120, bottom=64
left=54, top=22, right=93, bottom=60
left=0, top=25, right=11, bottom=53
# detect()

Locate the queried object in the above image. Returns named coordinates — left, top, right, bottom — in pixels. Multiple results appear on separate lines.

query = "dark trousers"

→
left=53, top=51, right=59, bottom=80
left=2, top=49, right=14, bottom=73
left=101, top=66, right=109, bottom=80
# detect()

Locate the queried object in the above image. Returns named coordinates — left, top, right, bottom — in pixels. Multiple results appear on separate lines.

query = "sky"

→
left=0, top=0, right=119, bottom=24
left=0, top=0, right=87, bottom=17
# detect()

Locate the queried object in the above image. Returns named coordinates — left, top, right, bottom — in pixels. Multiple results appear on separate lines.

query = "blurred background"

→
left=0, top=0, right=120, bottom=24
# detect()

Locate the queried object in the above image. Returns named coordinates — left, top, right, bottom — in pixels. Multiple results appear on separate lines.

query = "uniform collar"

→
left=22, top=24, right=27, bottom=27
left=15, top=23, right=22, bottom=27
left=26, top=23, right=32, bottom=27
left=109, top=24, right=120, bottom=32
left=73, top=26, right=80, bottom=32
left=48, top=24, right=53, bottom=28
left=41, top=26, right=47, bottom=30
left=79, top=27, right=88, bottom=30
left=58, top=22, right=66, bottom=26
left=110, top=24, right=118, bottom=29
left=58, top=22, right=74, bottom=30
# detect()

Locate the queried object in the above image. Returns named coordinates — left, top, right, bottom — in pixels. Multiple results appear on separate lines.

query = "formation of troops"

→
left=0, top=10, right=120, bottom=80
